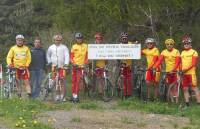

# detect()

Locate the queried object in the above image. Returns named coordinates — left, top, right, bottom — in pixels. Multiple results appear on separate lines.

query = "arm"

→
left=64, top=47, right=69, bottom=65
left=6, top=48, right=14, bottom=66
left=154, top=55, right=164, bottom=69
left=182, top=56, right=198, bottom=72
left=46, top=47, right=52, bottom=64
left=84, top=51, right=88, bottom=64
left=141, top=49, right=145, bottom=56
left=172, top=56, right=181, bottom=71
left=148, top=55, right=158, bottom=70
left=25, top=48, right=31, bottom=67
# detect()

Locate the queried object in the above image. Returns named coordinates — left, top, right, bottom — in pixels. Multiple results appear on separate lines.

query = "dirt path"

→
left=38, top=109, right=189, bottom=129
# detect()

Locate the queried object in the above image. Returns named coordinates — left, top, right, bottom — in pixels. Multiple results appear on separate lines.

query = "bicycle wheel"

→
left=140, top=76, right=147, bottom=101
left=40, top=78, right=56, bottom=102
left=117, top=76, right=124, bottom=100
left=158, top=78, right=167, bottom=101
left=103, top=79, right=114, bottom=102
left=134, top=74, right=141, bottom=98
left=3, top=80, right=11, bottom=99
left=88, top=77, right=100, bottom=99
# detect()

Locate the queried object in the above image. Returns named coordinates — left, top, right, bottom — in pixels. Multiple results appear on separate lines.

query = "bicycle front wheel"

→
left=103, top=79, right=114, bottom=102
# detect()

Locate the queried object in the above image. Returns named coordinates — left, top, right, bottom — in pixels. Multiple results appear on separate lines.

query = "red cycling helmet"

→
left=94, top=32, right=103, bottom=39
left=182, top=35, right=192, bottom=44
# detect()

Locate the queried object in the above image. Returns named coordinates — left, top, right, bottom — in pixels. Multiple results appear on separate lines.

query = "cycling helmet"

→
left=16, top=34, right=24, bottom=39
left=145, top=38, right=156, bottom=44
left=165, top=38, right=175, bottom=44
left=182, top=35, right=192, bottom=43
left=94, top=32, right=103, bottom=39
left=75, top=32, right=83, bottom=38
left=120, top=32, right=128, bottom=39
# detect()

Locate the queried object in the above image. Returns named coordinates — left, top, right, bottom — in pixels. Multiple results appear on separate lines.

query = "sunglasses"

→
left=166, top=43, right=173, bottom=46
left=184, top=43, right=190, bottom=45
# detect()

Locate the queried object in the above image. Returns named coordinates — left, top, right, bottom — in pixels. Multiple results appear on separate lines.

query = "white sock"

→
left=74, top=94, right=78, bottom=98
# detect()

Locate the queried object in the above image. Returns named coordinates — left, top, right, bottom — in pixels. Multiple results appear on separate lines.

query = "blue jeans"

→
left=30, top=70, right=44, bottom=98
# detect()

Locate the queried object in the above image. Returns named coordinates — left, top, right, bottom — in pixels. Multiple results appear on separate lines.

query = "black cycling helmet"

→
left=120, top=32, right=128, bottom=39
left=75, top=32, right=83, bottom=39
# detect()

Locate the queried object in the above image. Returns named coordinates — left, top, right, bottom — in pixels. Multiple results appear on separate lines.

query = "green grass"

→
left=1, top=96, right=200, bottom=128
left=0, top=98, right=75, bottom=129
left=121, top=116, right=133, bottom=124
left=70, top=117, right=81, bottom=123
left=117, top=97, right=200, bottom=128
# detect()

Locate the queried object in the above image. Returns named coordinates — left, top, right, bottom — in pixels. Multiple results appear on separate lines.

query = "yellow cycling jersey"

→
left=161, top=48, right=180, bottom=72
left=181, top=49, right=198, bottom=74
left=71, top=43, right=88, bottom=66
left=96, top=60, right=106, bottom=68
left=142, top=47, right=159, bottom=68
left=122, top=59, right=132, bottom=67
left=6, top=45, right=31, bottom=68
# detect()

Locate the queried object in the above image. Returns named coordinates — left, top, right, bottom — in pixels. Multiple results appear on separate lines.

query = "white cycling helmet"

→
left=145, top=38, right=156, bottom=44
left=16, top=34, right=24, bottom=39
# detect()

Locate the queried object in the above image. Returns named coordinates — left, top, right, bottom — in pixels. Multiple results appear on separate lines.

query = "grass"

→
left=120, top=116, right=133, bottom=124
left=1, top=96, right=200, bottom=128
left=0, top=97, right=76, bottom=129
left=117, top=97, right=200, bottom=128
left=70, top=117, right=81, bottom=123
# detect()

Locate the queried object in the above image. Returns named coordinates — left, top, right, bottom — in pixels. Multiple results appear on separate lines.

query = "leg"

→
left=30, top=71, right=37, bottom=98
left=35, top=70, right=43, bottom=98
left=126, top=67, right=132, bottom=96
left=72, top=68, right=77, bottom=98
left=153, top=83, right=158, bottom=99
left=192, top=87, right=200, bottom=103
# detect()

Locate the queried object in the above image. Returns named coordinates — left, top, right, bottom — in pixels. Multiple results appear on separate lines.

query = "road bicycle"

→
left=41, top=66, right=67, bottom=102
left=3, top=67, right=26, bottom=99
left=158, top=71, right=182, bottom=103
left=134, top=66, right=147, bottom=101
left=89, top=65, right=114, bottom=102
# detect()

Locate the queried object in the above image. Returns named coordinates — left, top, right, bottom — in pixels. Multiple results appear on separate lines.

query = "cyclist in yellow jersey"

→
left=93, top=32, right=108, bottom=96
left=119, top=32, right=132, bottom=98
left=6, top=34, right=31, bottom=97
left=180, top=35, right=200, bottom=106
left=70, top=32, right=88, bottom=102
left=142, top=38, right=160, bottom=101
left=154, top=39, right=181, bottom=102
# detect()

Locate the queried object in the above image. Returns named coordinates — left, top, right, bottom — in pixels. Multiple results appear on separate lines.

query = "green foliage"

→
left=1, top=0, right=200, bottom=63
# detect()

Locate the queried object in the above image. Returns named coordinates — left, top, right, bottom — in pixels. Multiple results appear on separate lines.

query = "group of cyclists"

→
left=4, top=31, right=200, bottom=107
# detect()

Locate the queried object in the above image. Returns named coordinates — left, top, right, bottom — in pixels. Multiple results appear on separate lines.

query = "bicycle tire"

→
left=103, top=79, right=114, bottom=102
left=134, top=74, right=142, bottom=98
left=140, top=76, right=147, bottom=101
left=40, top=78, right=56, bottom=102
left=3, top=80, right=11, bottom=99
left=117, top=76, right=124, bottom=100
left=158, top=78, right=167, bottom=101
left=88, top=77, right=101, bottom=99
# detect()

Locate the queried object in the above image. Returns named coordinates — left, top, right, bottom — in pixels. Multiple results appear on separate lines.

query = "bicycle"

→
left=134, top=66, right=147, bottom=101
left=3, top=67, right=17, bottom=99
left=158, top=71, right=182, bottom=103
left=3, top=67, right=25, bottom=99
left=41, top=65, right=67, bottom=102
left=89, top=65, right=114, bottom=101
